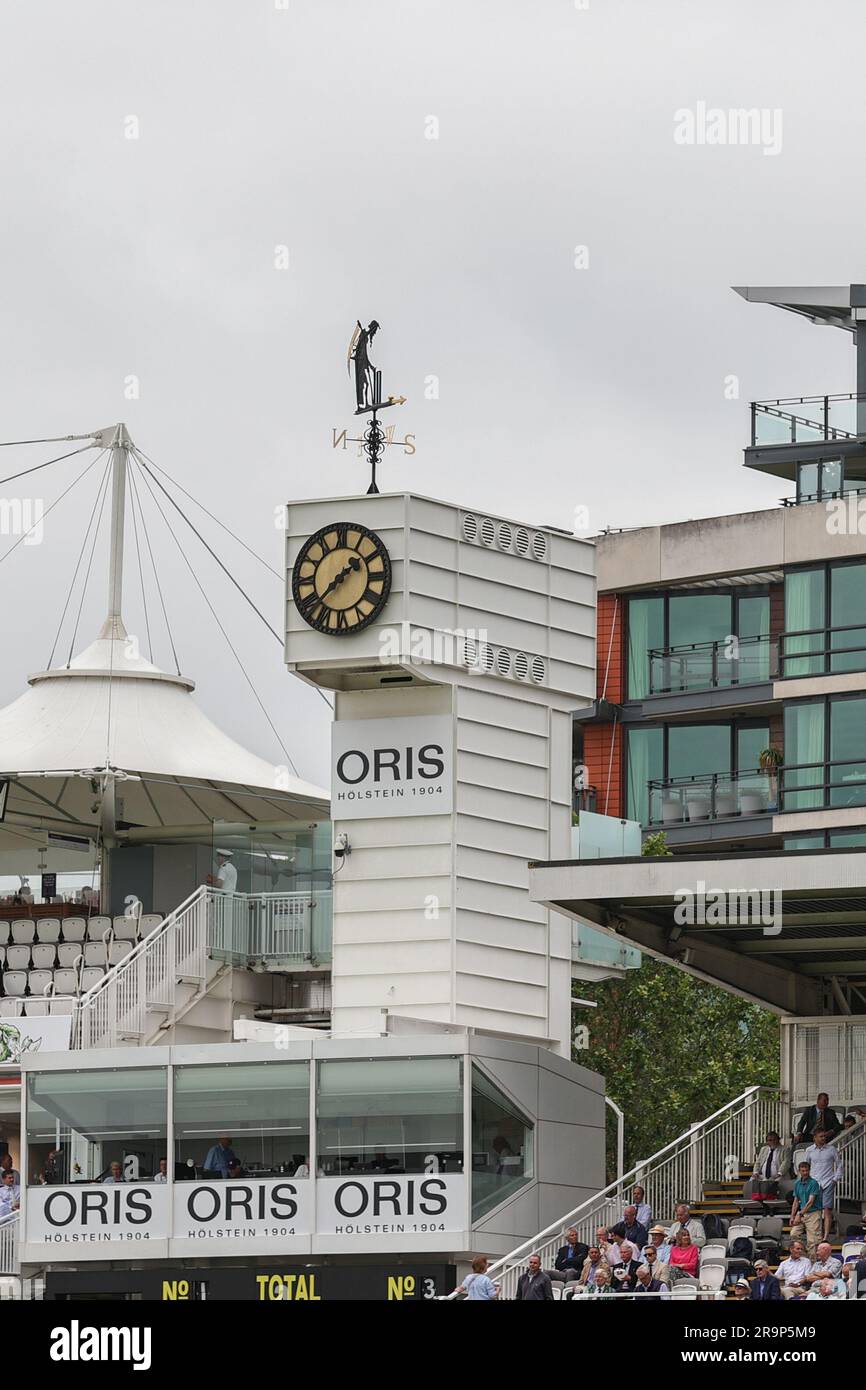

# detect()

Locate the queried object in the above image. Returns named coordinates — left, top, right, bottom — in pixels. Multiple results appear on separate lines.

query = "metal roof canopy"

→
left=529, top=847, right=866, bottom=1017
left=732, top=285, right=866, bottom=335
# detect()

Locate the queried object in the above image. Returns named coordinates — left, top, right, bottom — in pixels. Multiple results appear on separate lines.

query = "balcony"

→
left=780, top=623, right=866, bottom=679
left=209, top=888, right=333, bottom=968
left=647, top=770, right=776, bottom=827
left=647, top=634, right=772, bottom=695
left=780, top=757, right=866, bottom=813
left=751, top=394, right=865, bottom=446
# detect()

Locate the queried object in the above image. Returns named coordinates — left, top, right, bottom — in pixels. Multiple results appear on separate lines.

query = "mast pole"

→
left=104, top=422, right=131, bottom=638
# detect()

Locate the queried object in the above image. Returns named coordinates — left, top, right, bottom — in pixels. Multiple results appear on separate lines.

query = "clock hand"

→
left=320, top=555, right=362, bottom=599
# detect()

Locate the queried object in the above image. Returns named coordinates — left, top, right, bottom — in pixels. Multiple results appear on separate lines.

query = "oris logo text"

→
left=331, top=715, right=453, bottom=820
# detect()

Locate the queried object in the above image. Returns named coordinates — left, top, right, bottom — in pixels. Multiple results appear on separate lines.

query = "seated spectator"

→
left=642, top=1243, right=669, bottom=1287
left=589, top=1267, right=616, bottom=1297
left=153, top=1157, right=168, bottom=1184
left=43, top=1149, right=66, bottom=1184
left=843, top=1255, right=866, bottom=1298
left=806, top=1276, right=846, bottom=1301
left=459, top=1255, right=499, bottom=1300
left=612, top=1204, right=648, bottom=1252
left=596, top=1225, right=622, bottom=1268
left=631, top=1184, right=652, bottom=1229
left=578, top=1246, right=610, bottom=1288
left=203, top=1135, right=239, bottom=1178
left=0, top=1171, right=20, bottom=1217
left=102, top=1161, right=126, bottom=1184
left=790, top=1159, right=822, bottom=1258
left=666, top=1202, right=706, bottom=1249
left=515, top=1253, right=554, bottom=1301
left=777, top=1240, right=811, bottom=1300
left=841, top=1114, right=859, bottom=1135
left=647, top=1223, right=672, bottom=1262
left=734, top=1276, right=751, bottom=1300
left=668, top=1228, right=699, bottom=1280
left=0, top=1154, right=20, bottom=1185
left=804, top=1241, right=842, bottom=1287
left=633, top=1263, right=666, bottom=1296
left=611, top=1241, right=641, bottom=1291
left=751, top=1130, right=789, bottom=1195
left=795, top=1092, right=841, bottom=1142
left=547, top=1226, right=588, bottom=1286
left=748, top=1259, right=782, bottom=1300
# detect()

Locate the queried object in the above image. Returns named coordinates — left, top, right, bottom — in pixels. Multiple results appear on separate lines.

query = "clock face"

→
left=292, top=521, right=392, bottom=635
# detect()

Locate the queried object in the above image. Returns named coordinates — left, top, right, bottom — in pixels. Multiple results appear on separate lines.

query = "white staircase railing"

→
left=0, top=1214, right=19, bottom=1277
left=482, top=1085, right=787, bottom=1300
left=833, top=1114, right=866, bottom=1219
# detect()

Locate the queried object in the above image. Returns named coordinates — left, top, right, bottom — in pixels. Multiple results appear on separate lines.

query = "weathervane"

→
left=336, top=319, right=411, bottom=494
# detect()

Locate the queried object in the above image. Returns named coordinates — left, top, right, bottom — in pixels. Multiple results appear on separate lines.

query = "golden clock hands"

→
left=320, top=555, right=362, bottom=599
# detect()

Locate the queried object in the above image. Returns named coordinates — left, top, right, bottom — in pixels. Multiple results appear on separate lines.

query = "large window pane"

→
left=26, top=1068, right=166, bottom=1185
left=797, top=462, right=819, bottom=503
left=829, top=830, right=866, bottom=847
left=783, top=702, right=825, bottom=810
left=830, top=697, right=866, bottom=808
left=627, top=726, right=663, bottom=825
left=628, top=596, right=664, bottom=699
left=830, top=563, right=866, bottom=674
left=317, top=1058, right=462, bottom=1177
left=471, top=1066, right=533, bottom=1221
left=173, top=1062, right=310, bottom=1179
left=668, top=593, right=733, bottom=689
left=784, top=570, right=825, bottom=676
left=668, top=725, right=730, bottom=780
left=737, top=596, right=770, bottom=682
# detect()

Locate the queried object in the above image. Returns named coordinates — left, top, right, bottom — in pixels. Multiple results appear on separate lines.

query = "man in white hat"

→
left=208, top=849, right=237, bottom=895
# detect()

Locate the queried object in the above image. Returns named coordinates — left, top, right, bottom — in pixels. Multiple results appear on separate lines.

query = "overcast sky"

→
left=0, top=0, right=864, bottom=788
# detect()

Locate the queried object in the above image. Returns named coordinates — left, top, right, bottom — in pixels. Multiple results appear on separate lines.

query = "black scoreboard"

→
left=45, top=1264, right=457, bottom=1302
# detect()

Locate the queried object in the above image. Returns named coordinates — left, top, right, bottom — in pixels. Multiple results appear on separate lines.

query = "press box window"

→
left=173, top=1061, right=310, bottom=1180
left=26, top=1067, right=167, bottom=1185
left=316, top=1057, right=463, bottom=1177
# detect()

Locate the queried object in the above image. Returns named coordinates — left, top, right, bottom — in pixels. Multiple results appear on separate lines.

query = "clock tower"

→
left=285, top=490, right=596, bottom=1055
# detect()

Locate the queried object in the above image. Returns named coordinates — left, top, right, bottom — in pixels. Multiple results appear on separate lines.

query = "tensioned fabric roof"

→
left=0, top=618, right=327, bottom=851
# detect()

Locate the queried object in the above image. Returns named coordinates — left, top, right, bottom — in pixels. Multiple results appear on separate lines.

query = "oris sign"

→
left=331, top=716, right=453, bottom=821
left=316, top=1175, right=465, bottom=1235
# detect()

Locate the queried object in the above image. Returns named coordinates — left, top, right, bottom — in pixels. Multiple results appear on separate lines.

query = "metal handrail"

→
left=480, top=1085, right=785, bottom=1299
left=751, top=393, right=865, bottom=446
left=647, top=634, right=772, bottom=695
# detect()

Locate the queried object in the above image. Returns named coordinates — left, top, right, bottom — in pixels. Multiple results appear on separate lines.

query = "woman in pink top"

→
left=669, top=1228, right=699, bottom=1279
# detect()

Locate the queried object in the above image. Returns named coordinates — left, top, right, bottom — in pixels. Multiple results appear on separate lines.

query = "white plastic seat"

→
left=83, top=942, right=107, bottom=968
left=0, top=946, right=6, bottom=968
left=842, top=1240, right=866, bottom=1263
left=3, top=972, right=27, bottom=997
left=700, top=1243, right=728, bottom=1267
left=28, top=969, right=54, bottom=996
left=31, top=944, right=57, bottom=970
left=88, top=916, right=112, bottom=938
left=36, top=918, right=61, bottom=943
left=5, top=946, right=31, bottom=971
left=24, top=999, right=49, bottom=1016
left=80, top=967, right=104, bottom=991
left=727, top=1223, right=755, bottom=1248
left=10, top=920, right=35, bottom=944
left=44, top=998, right=74, bottom=1015
left=108, top=940, right=133, bottom=967
left=139, top=913, right=163, bottom=933
left=699, top=1265, right=726, bottom=1291
left=57, top=943, right=82, bottom=970
left=0, top=999, right=22, bottom=1017
left=61, top=917, right=87, bottom=943
left=53, top=968, right=79, bottom=995
left=112, top=917, right=139, bottom=942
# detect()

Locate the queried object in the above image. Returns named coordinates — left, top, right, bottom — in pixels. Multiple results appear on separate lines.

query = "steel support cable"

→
left=133, top=444, right=282, bottom=582
left=0, top=449, right=105, bottom=569
left=65, top=459, right=113, bottom=667
left=47, top=450, right=112, bottom=669
left=133, top=458, right=302, bottom=779
left=126, top=463, right=182, bottom=677
left=0, top=442, right=96, bottom=488
left=127, top=467, right=154, bottom=663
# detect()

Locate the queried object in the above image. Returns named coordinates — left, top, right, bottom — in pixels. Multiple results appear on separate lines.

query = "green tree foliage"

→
left=575, top=957, right=779, bottom=1181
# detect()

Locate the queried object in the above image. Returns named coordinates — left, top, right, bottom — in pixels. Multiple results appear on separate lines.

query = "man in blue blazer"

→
left=749, top=1259, right=783, bottom=1300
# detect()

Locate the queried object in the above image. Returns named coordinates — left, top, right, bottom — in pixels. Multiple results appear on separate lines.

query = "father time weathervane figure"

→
left=342, top=319, right=410, bottom=494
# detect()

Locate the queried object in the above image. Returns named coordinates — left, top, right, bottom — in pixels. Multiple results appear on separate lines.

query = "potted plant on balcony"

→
left=757, top=746, right=783, bottom=812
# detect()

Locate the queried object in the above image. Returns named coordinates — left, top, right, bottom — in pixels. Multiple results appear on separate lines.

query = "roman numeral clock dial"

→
left=292, top=522, right=392, bottom=635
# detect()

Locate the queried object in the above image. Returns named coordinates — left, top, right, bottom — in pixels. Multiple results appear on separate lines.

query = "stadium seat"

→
left=31, top=944, right=57, bottom=970
left=83, top=942, right=107, bottom=968
left=28, top=969, right=54, bottom=996
left=61, top=918, right=87, bottom=943
left=88, top=915, right=112, bottom=938
left=112, top=917, right=139, bottom=942
left=754, top=1215, right=784, bottom=1257
left=44, top=998, right=74, bottom=1015
left=3, top=972, right=27, bottom=997
left=57, top=943, right=82, bottom=970
left=10, top=921, right=35, bottom=944
left=842, top=1241, right=866, bottom=1263
left=36, top=919, right=61, bottom=943
left=80, top=967, right=104, bottom=991
left=0, top=946, right=6, bottom=969
left=699, top=1265, right=726, bottom=1291
left=700, top=1243, right=727, bottom=1268
left=5, top=945, right=31, bottom=971
left=0, top=999, right=22, bottom=1017
left=53, top=968, right=79, bottom=995
left=108, top=940, right=133, bottom=967
left=139, top=913, right=163, bottom=933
